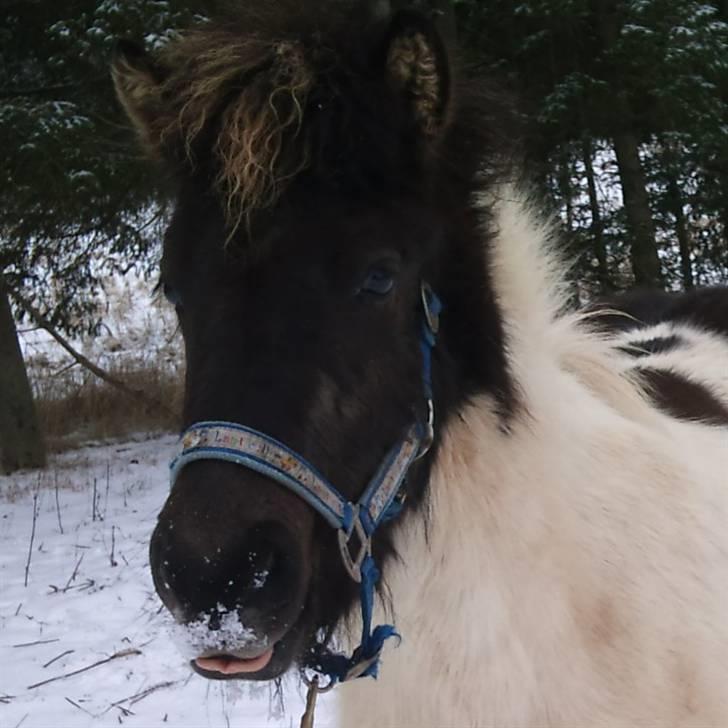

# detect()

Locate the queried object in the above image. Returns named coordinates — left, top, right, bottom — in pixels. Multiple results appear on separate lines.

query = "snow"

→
left=0, top=436, right=337, bottom=728
left=171, top=609, right=265, bottom=660
left=252, top=570, right=269, bottom=591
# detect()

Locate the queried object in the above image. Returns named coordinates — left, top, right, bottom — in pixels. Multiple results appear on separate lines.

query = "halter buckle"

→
left=421, top=281, right=440, bottom=336
left=337, top=505, right=370, bottom=583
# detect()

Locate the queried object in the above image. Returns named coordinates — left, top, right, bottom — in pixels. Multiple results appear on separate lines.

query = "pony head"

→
left=113, top=0, right=514, bottom=681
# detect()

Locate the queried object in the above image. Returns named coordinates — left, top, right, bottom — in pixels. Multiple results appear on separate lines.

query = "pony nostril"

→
left=150, top=514, right=303, bottom=630
left=240, top=532, right=294, bottom=606
left=247, top=547, right=275, bottom=591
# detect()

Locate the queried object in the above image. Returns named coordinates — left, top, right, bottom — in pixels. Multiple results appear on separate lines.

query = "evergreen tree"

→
left=0, top=1, right=211, bottom=472
left=453, top=0, right=728, bottom=293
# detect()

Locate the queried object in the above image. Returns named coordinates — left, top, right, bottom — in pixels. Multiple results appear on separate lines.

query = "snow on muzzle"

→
left=169, top=607, right=274, bottom=676
left=149, top=464, right=315, bottom=679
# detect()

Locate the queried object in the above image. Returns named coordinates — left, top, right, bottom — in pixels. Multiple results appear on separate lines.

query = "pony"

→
left=112, top=1, right=728, bottom=725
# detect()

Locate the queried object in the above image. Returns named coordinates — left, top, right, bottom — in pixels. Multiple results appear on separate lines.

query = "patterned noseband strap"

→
left=168, top=281, right=442, bottom=687
left=170, top=420, right=425, bottom=579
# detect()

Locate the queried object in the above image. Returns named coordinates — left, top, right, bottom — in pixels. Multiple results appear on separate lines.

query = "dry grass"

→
left=31, top=358, right=182, bottom=454
left=18, top=275, right=184, bottom=456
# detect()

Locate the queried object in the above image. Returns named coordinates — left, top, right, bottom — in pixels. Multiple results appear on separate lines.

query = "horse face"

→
left=150, top=181, right=442, bottom=678
left=111, top=0, right=513, bottom=681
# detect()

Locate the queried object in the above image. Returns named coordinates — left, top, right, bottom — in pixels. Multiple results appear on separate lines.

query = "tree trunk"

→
left=582, top=137, right=611, bottom=291
left=613, top=130, right=663, bottom=287
left=558, top=149, right=581, bottom=306
left=0, top=275, right=46, bottom=473
left=595, top=0, right=662, bottom=288
left=665, top=171, right=694, bottom=290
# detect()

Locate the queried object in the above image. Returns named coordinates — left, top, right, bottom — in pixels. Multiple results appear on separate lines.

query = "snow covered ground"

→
left=0, top=435, right=337, bottom=728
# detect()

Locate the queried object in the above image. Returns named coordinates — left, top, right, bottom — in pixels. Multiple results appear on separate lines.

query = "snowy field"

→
left=0, top=436, right=336, bottom=728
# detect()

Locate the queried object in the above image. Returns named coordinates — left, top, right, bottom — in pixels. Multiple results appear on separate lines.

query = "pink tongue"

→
left=195, top=648, right=273, bottom=675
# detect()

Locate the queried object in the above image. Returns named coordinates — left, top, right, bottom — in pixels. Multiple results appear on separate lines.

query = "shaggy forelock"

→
left=146, top=1, right=385, bottom=235
left=158, top=33, right=314, bottom=233
left=132, top=0, right=519, bottom=240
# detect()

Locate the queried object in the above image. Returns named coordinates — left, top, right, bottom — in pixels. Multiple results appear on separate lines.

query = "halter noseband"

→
left=169, top=282, right=442, bottom=686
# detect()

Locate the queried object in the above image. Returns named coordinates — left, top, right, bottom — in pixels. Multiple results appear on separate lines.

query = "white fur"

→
left=338, top=191, right=728, bottom=727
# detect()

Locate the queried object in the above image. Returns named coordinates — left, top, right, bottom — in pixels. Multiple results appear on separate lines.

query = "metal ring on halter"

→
left=415, top=398, right=435, bottom=460
left=337, top=505, right=371, bottom=583
left=421, top=281, right=440, bottom=334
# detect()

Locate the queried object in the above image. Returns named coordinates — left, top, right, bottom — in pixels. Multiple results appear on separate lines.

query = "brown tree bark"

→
left=613, top=129, right=663, bottom=287
left=596, top=0, right=663, bottom=288
left=0, top=275, right=46, bottom=473
left=665, top=171, right=694, bottom=290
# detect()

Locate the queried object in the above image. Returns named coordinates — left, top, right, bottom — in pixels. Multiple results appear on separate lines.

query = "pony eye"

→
left=360, top=266, right=396, bottom=296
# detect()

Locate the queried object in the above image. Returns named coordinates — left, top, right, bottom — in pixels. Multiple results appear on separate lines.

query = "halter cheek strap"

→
left=169, top=282, right=442, bottom=686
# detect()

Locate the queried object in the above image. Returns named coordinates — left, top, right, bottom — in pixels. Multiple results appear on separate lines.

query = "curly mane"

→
left=115, top=0, right=517, bottom=235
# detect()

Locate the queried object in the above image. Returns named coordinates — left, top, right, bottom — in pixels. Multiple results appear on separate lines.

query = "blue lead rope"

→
left=169, top=282, right=442, bottom=686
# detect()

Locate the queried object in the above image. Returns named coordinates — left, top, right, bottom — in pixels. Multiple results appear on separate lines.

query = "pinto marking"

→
left=610, top=321, right=728, bottom=425
left=341, top=195, right=728, bottom=726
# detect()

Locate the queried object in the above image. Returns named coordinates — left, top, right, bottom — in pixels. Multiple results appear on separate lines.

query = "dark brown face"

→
left=113, top=0, right=514, bottom=682
left=149, top=183, right=448, bottom=679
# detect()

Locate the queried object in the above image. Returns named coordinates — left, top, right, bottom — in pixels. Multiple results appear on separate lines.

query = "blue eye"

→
left=360, top=266, right=396, bottom=296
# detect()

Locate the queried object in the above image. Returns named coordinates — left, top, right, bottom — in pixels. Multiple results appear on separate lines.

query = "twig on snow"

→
left=54, top=473, right=64, bottom=534
left=64, top=697, right=93, bottom=716
left=13, top=713, right=29, bottom=728
left=64, top=553, right=84, bottom=592
left=24, top=495, right=39, bottom=587
left=12, top=638, right=60, bottom=648
left=116, top=704, right=135, bottom=719
left=92, top=477, right=99, bottom=521
left=0, top=694, right=16, bottom=704
left=104, top=462, right=111, bottom=519
left=27, top=648, right=142, bottom=690
left=108, top=680, right=180, bottom=712
left=110, top=525, right=118, bottom=567
left=43, top=649, right=75, bottom=668
left=50, top=561, right=80, bottom=593
left=129, top=681, right=180, bottom=705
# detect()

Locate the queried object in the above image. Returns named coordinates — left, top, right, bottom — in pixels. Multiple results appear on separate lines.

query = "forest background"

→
left=1, top=0, right=727, bottom=472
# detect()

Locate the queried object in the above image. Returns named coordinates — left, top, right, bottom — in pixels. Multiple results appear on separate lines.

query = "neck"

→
left=336, top=189, right=728, bottom=726
left=432, top=195, right=517, bottom=428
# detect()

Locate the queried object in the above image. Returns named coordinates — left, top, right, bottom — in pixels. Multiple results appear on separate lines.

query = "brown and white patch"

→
left=612, top=321, right=728, bottom=426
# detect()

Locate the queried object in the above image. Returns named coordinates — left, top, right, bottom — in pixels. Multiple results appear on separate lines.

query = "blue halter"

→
left=169, top=282, right=442, bottom=686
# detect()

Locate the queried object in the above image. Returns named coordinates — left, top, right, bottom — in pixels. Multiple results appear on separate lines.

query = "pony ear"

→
left=384, top=9, right=452, bottom=142
left=111, top=40, right=167, bottom=155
